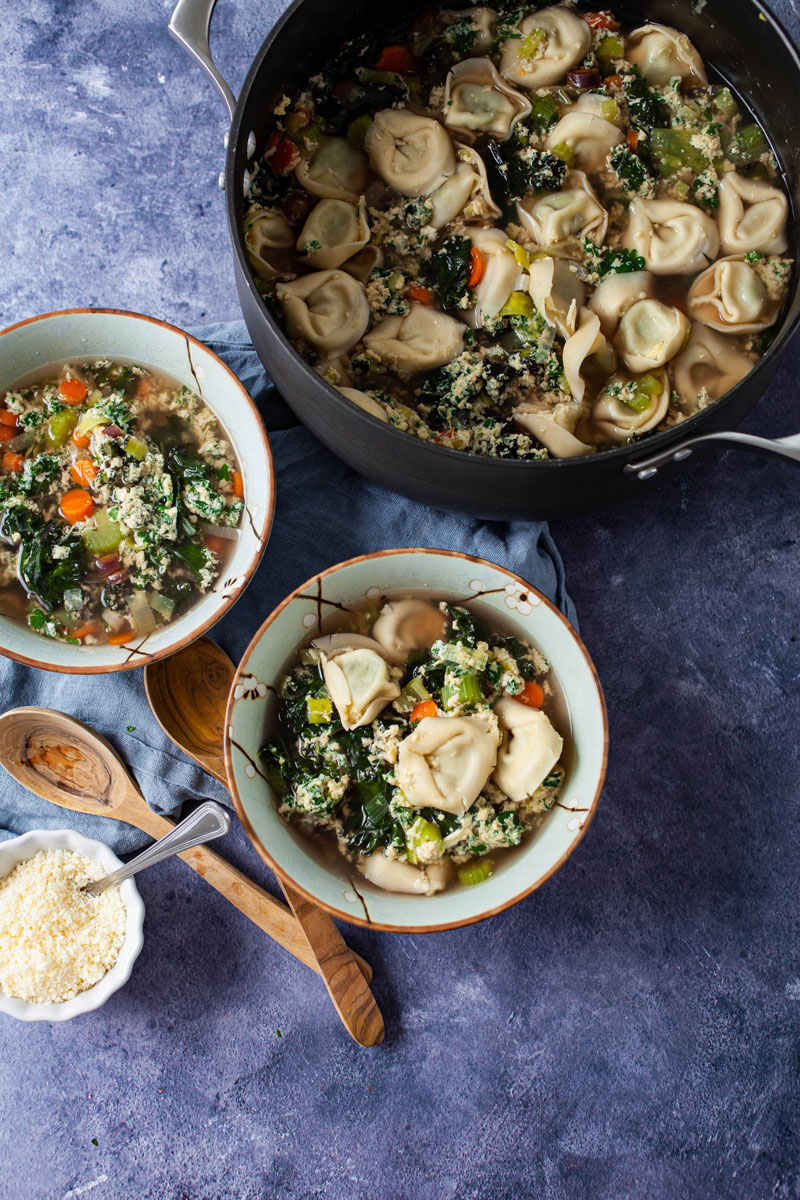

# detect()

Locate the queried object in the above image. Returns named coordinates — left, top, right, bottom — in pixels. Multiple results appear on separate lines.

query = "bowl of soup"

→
left=225, top=548, right=608, bottom=932
left=0, top=308, right=274, bottom=672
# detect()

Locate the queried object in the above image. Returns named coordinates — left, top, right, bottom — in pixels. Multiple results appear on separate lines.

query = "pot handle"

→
left=169, top=0, right=236, bottom=119
left=624, top=430, right=800, bottom=481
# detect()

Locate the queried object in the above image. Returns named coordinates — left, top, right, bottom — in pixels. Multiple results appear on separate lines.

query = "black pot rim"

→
left=225, top=0, right=800, bottom=475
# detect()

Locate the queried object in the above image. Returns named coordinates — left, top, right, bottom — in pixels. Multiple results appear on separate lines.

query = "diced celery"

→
left=458, top=859, right=494, bottom=886
left=81, top=510, right=123, bottom=556
left=673, top=180, right=690, bottom=198
left=150, top=592, right=175, bottom=620
left=440, top=682, right=458, bottom=710
left=405, top=818, right=443, bottom=865
left=713, top=87, right=738, bottom=117
left=306, top=697, right=333, bottom=724
left=458, top=674, right=483, bottom=706
left=624, top=374, right=661, bottom=412
left=404, top=677, right=432, bottom=703
left=519, top=27, right=546, bottom=57
left=729, top=123, right=769, bottom=164
left=46, top=410, right=78, bottom=447
left=75, top=409, right=110, bottom=438
left=649, top=128, right=707, bottom=174
left=601, top=98, right=619, bottom=124
left=551, top=142, right=575, bottom=167
left=501, top=291, right=534, bottom=319
left=125, top=437, right=148, bottom=461
left=506, top=239, right=530, bottom=269
left=529, top=94, right=561, bottom=133
left=597, top=33, right=624, bottom=59
left=347, top=113, right=372, bottom=150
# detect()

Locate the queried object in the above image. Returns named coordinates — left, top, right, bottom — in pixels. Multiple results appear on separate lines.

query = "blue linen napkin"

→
left=0, top=321, right=576, bottom=851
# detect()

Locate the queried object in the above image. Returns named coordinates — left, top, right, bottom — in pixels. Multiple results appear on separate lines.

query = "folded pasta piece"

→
left=527, top=256, right=585, bottom=339
left=358, top=851, right=453, bottom=895
left=587, top=270, right=654, bottom=337
left=545, top=94, right=624, bottom=173
left=294, top=136, right=367, bottom=201
left=492, top=697, right=563, bottom=803
left=276, top=270, right=370, bottom=358
left=296, top=197, right=370, bottom=269
left=365, top=109, right=456, bottom=197
left=469, top=227, right=520, bottom=324
left=718, top=173, right=788, bottom=256
left=615, top=299, right=690, bottom=373
left=671, top=323, right=754, bottom=409
left=592, top=369, right=670, bottom=441
left=517, top=170, right=607, bottom=246
left=364, top=304, right=465, bottom=373
left=372, top=598, right=447, bottom=665
left=319, top=642, right=400, bottom=730
left=500, top=6, right=592, bottom=89
left=444, top=56, right=531, bottom=139
left=396, top=714, right=501, bottom=815
left=513, top=402, right=596, bottom=458
left=440, top=6, right=498, bottom=54
left=687, top=255, right=783, bottom=334
left=336, top=387, right=389, bottom=422
left=562, top=309, right=616, bottom=403
left=626, top=23, right=707, bottom=87
left=623, top=198, right=720, bottom=275
left=243, top=206, right=294, bottom=279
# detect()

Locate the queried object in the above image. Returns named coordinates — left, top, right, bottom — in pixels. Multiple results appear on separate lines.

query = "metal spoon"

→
left=144, top=637, right=385, bottom=1048
left=83, top=799, right=230, bottom=895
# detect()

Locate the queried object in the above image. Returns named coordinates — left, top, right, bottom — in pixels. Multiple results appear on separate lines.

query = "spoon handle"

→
left=83, top=801, right=231, bottom=895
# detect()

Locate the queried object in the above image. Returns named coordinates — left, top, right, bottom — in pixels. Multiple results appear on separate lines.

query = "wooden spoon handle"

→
left=133, top=806, right=372, bottom=984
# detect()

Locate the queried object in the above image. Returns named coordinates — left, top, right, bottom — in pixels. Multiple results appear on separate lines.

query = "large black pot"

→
left=171, top=0, right=800, bottom=519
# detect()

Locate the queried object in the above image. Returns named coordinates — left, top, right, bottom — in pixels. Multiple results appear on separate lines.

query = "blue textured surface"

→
left=1, top=2, right=799, bottom=1198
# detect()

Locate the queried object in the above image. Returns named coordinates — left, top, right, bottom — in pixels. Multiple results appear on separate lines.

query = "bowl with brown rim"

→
left=0, top=308, right=274, bottom=673
left=225, top=547, right=608, bottom=932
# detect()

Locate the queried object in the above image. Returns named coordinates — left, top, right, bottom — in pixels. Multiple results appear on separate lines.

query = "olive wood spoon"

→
left=0, top=706, right=371, bottom=991
left=144, top=637, right=384, bottom=1048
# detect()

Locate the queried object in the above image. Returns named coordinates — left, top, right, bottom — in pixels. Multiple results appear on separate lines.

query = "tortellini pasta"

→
left=441, top=7, right=498, bottom=54
left=626, top=23, right=707, bottom=88
left=428, top=146, right=501, bottom=228
left=671, top=323, right=754, bottom=408
left=527, top=256, right=585, bottom=339
left=718, top=172, right=788, bottom=256
left=469, top=227, right=521, bottom=324
left=243, top=206, right=294, bottom=279
left=336, top=387, right=389, bottom=422
left=365, top=109, right=456, bottom=197
left=562, top=309, right=616, bottom=403
left=545, top=93, right=625, bottom=173
left=358, top=851, right=452, bottom=895
left=372, top=598, right=447, bottom=665
left=364, top=303, right=465, bottom=373
left=395, top=714, right=501, bottom=815
left=513, top=400, right=595, bottom=458
left=500, top=6, right=592, bottom=89
left=687, top=255, right=782, bottom=333
left=319, top=640, right=400, bottom=729
left=296, top=197, right=370, bottom=269
left=444, top=57, right=532, bottom=139
left=276, top=270, right=370, bottom=358
left=517, top=170, right=607, bottom=246
left=587, top=271, right=654, bottom=337
left=622, top=198, right=720, bottom=275
left=492, top=698, right=564, bottom=803
left=294, top=136, right=367, bottom=202
left=615, top=299, right=690, bottom=373
left=592, top=370, right=670, bottom=441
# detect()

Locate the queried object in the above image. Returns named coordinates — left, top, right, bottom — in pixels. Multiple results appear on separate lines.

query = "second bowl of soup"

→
left=0, top=309, right=274, bottom=672
left=226, top=548, right=607, bottom=932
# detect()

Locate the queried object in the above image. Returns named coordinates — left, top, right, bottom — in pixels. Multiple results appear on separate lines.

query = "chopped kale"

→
left=444, top=16, right=478, bottom=57
left=425, top=235, right=473, bottom=309
left=487, top=140, right=566, bottom=202
left=18, top=522, right=86, bottom=612
left=345, top=778, right=403, bottom=855
left=608, top=143, right=651, bottom=194
left=623, top=66, right=666, bottom=130
left=583, top=239, right=646, bottom=277
left=172, top=542, right=215, bottom=582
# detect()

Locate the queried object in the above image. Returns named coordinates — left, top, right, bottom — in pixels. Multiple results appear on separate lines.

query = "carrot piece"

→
left=107, top=629, right=133, bottom=645
left=2, top=452, right=24, bottom=473
left=71, top=428, right=91, bottom=449
left=0, top=409, right=19, bottom=427
left=70, top=622, right=101, bottom=641
left=626, top=128, right=639, bottom=152
left=584, top=11, right=618, bottom=29
left=135, top=377, right=152, bottom=396
left=406, top=283, right=435, bottom=306
left=376, top=45, right=413, bottom=73
left=468, top=247, right=484, bottom=287
left=518, top=680, right=545, bottom=709
left=205, top=535, right=230, bottom=556
left=411, top=699, right=437, bottom=724
left=606, top=74, right=623, bottom=89
left=59, top=378, right=88, bottom=405
left=0, top=425, right=19, bottom=443
left=71, top=458, right=99, bottom=487
left=60, top=488, right=95, bottom=524
left=231, top=469, right=244, bottom=499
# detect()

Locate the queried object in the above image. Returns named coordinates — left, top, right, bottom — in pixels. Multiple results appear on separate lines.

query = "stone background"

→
left=0, top=1, right=799, bottom=1197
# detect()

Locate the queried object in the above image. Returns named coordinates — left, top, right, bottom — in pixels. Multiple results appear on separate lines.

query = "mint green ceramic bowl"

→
left=226, top=549, right=608, bottom=933
left=0, top=309, right=274, bottom=673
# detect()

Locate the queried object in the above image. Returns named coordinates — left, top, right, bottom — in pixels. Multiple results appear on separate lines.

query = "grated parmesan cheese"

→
left=0, top=849, right=126, bottom=1004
